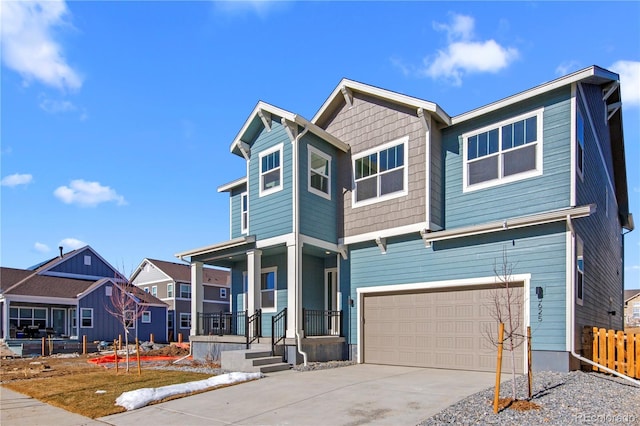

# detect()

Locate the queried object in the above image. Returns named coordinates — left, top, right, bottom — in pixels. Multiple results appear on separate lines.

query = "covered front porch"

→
left=175, top=234, right=347, bottom=364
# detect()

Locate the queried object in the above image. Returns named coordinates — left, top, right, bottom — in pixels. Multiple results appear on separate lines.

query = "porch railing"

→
left=271, top=308, right=287, bottom=362
left=198, top=311, right=247, bottom=336
left=246, top=309, right=262, bottom=349
left=302, top=309, right=342, bottom=337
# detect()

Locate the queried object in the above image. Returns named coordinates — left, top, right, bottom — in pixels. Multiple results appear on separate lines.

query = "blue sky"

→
left=1, top=1, right=639, bottom=288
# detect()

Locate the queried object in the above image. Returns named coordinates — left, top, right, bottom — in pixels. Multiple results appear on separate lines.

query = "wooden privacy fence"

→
left=584, top=326, right=640, bottom=378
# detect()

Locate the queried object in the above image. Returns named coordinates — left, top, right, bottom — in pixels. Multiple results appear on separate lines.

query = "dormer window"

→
left=259, top=144, right=283, bottom=196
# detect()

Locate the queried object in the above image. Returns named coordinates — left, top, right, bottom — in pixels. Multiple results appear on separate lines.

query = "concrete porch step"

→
left=221, top=348, right=291, bottom=373
left=259, top=362, right=291, bottom=373
left=251, top=356, right=284, bottom=366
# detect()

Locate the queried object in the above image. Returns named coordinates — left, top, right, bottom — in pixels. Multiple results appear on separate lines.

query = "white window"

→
left=180, top=283, right=191, bottom=299
left=220, top=288, right=227, bottom=298
left=80, top=308, right=93, bottom=328
left=179, top=313, right=191, bottom=329
left=463, top=109, right=543, bottom=192
left=124, top=310, right=135, bottom=328
left=577, top=110, right=585, bottom=179
left=308, top=146, right=331, bottom=199
left=241, top=192, right=248, bottom=234
left=353, top=137, right=408, bottom=206
left=576, top=237, right=584, bottom=306
left=259, top=144, right=283, bottom=196
left=151, top=286, right=157, bottom=297
left=84, top=255, right=91, bottom=266
left=633, top=303, right=640, bottom=319
left=167, top=283, right=174, bottom=298
left=142, top=311, right=151, bottom=323
left=261, top=267, right=277, bottom=312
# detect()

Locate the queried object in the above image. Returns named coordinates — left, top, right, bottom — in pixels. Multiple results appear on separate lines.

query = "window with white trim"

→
left=167, top=283, right=174, bottom=298
left=308, top=146, right=331, bottom=199
left=142, top=311, right=151, bottom=323
left=151, top=286, right=157, bottom=297
left=179, top=313, right=191, bottom=329
left=633, top=303, right=640, bottom=319
left=576, top=237, right=584, bottom=306
left=463, top=110, right=543, bottom=191
left=124, top=310, right=135, bottom=328
left=220, top=288, right=227, bottom=298
left=577, top=110, right=585, bottom=179
left=259, top=144, right=283, bottom=196
left=240, top=192, right=248, bottom=233
left=80, top=308, right=93, bottom=328
left=260, top=267, right=277, bottom=311
left=180, top=283, right=191, bottom=299
left=353, top=137, right=408, bottom=206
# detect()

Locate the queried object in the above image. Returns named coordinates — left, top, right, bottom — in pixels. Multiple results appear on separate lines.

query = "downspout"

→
left=292, top=124, right=310, bottom=366
left=566, top=215, right=639, bottom=386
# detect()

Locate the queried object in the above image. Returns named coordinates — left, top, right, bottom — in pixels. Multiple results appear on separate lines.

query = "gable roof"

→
left=27, top=245, right=125, bottom=280
left=625, top=289, right=640, bottom=303
left=131, top=258, right=230, bottom=287
left=1, top=266, right=99, bottom=299
left=230, top=101, right=349, bottom=158
left=312, top=78, right=451, bottom=129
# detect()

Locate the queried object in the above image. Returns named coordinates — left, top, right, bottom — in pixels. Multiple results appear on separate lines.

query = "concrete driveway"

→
left=99, top=364, right=496, bottom=425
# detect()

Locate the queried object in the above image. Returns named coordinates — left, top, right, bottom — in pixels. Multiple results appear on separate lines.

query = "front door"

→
left=325, top=268, right=339, bottom=335
left=52, top=308, right=66, bottom=336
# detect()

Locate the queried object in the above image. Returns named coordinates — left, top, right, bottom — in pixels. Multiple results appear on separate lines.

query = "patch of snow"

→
left=115, top=372, right=262, bottom=410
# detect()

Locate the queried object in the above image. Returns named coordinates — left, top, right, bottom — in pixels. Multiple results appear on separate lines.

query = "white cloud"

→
left=0, top=0, right=82, bottom=91
left=1, top=173, right=33, bottom=187
left=39, top=95, right=77, bottom=113
left=59, top=238, right=86, bottom=250
left=54, top=179, right=127, bottom=207
left=34, top=242, right=50, bottom=253
left=555, top=61, right=581, bottom=76
left=420, top=14, right=518, bottom=86
left=610, top=60, right=640, bottom=107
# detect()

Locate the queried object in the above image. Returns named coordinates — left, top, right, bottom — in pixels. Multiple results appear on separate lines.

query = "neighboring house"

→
left=0, top=246, right=167, bottom=343
left=624, top=290, right=640, bottom=328
left=130, top=259, right=230, bottom=342
left=176, top=65, right=633, bottom=373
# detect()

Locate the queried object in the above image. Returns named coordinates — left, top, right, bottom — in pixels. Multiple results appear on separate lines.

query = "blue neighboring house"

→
left=0, top=246, right=168, bottom=344
left=176, top=65, right=633, bottom=373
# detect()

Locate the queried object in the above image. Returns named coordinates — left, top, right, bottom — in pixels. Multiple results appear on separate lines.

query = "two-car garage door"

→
left=362, top=285, right=524, bottom=373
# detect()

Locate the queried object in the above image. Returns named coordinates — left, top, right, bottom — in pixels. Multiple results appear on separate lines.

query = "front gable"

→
left=40, top=246, right=122, bottom=281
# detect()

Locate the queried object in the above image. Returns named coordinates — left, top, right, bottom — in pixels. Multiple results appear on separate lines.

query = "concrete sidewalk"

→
left=100, top=364, right=496, bottom=425
left=2, top=364, right=497, bottom=425
left=0, top=387, right=105, bottom=426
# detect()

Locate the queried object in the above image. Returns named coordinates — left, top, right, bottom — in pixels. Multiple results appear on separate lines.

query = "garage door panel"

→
left=363, top=286, right=524, bottom=373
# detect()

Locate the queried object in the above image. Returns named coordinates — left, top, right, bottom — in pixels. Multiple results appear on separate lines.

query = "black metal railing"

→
left=302, top=309, right=342, bottom=337
left=271, top=308, right=287, bottom=362
left=198, top=311, right=246, bottom=336
left=246, top=309, right=262, bottom=349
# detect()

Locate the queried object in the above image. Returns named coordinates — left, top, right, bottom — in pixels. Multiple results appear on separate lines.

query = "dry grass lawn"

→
left=1, top=352, right=219, bottom=418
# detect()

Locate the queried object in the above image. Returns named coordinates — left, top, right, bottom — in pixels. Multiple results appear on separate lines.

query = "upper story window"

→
left=151, top=286, right=157, bottom=297
left=353, top=137, right=408, bottom=207
left=259, top=144, right=283, bottom=196
left=84, top=255, right=91, bottom=266
left=167, top=283, right=174, bottom=298
left=577, top=110, right=585, bottom=179
left=241, top=192, right=248, bottom=234
left=463, top=109, right=543, bottom=192
left=180, top=283, right=191, bottom=299
left=308, top=146, right=331, bottom=200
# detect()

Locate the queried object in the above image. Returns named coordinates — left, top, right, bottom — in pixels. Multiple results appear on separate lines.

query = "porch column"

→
left=190, top=261, right=203, bottom=337
left=1, top=300, right=8, bottom=339
left=286, top=242, right=297, bottom=338
left=247, top=249, right=262, bottom=314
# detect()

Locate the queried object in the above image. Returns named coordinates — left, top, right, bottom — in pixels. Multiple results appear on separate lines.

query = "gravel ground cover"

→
left=420, top=370, right=640, bottom=425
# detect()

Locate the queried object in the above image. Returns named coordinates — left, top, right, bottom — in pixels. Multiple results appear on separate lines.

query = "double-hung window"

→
left=80, top=308, right=93, bottom=328
left=353, top=137, right=408, bottom=206
left=142, top=311, right=151, bottom=323
left=180, top=313, right=191, bottom=329
left=167, top=283, right=174, bottom=298
left=259, top=144, right=283, bottom=196
left=124, top=310, right=135, bottom=328
left=180, top=283, right=191, bottom=299
left=463, top=109, right=543, bottom=191
left=260, top=267, right=277, bottom=311
left=240, top=192, right=248, bottom=233
left=308, top=146, right=331, bottom=199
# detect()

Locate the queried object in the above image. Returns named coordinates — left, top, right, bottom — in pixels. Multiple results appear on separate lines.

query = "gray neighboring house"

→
left=130, top=259, right=230, bottom=341
left=624, top=289, right=640, bottom=328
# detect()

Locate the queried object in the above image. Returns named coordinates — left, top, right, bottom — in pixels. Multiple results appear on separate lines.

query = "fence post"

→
left=150, top=333, right=154, bottom=344
left=41, top=337, right=46, bottom=356
left=178, top=333, right=183, bottom=344
left=527, top=326, right=532, bottom=399
left=82, top=335, right=87, bottom=355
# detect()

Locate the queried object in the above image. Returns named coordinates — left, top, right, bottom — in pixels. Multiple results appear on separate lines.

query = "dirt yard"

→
left=0, top=344, right=192, bottom=384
